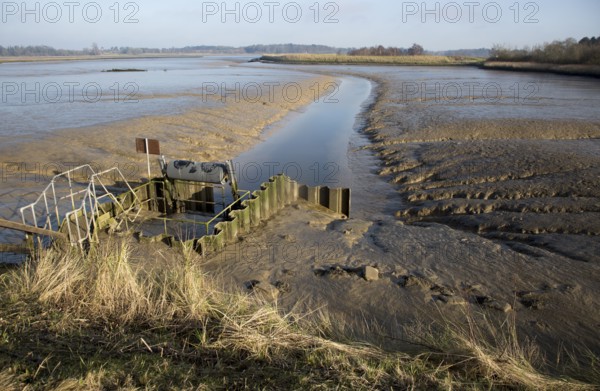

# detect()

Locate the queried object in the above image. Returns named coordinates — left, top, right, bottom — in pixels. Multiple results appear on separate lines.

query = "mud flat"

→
left=363, top=73, right=600, bottom=265
left=199, top=66, right=600, bottom=377
left=359, top=71, right=600, bottom=355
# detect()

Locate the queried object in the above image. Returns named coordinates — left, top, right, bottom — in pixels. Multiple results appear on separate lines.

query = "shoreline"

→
left=256, top=54, right=600, bottom=78
left=482, top=61, right=600, bottom=78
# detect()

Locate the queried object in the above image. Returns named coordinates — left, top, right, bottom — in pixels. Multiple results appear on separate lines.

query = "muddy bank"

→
left=361, top=71, right=600, bottom=264
left=198, top=66, right=600, bottom=372
left=357, top=70, right=600, bottom=354
left=203, top=199, right=600, bottom=369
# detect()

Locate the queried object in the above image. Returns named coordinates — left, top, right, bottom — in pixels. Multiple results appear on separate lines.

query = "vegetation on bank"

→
left=0, top=240, right=597, bottom=390
left=489, top=37, right=600, bottom=66
left=259, top=54, right=483, bottom=66
left=482, top=62, right=600, bottom=78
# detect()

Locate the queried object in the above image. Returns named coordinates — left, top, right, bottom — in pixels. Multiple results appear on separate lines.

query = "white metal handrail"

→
left=20, top=165, right=96, bottom=233
left=19, top=165, right=140, bottom=247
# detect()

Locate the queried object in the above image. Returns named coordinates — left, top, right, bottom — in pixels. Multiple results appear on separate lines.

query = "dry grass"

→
left=0, top=239, right=597, bottom=389
left=0, top=369, right=21, bottom=391
left=260, top=53, right=484, bottom=66
left=483, top=61, right=600, bottom=77
left=427, top=310, right=595, bottom=390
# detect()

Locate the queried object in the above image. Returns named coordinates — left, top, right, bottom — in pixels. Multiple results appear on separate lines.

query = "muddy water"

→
left=233, top=77, right=370, bottom=189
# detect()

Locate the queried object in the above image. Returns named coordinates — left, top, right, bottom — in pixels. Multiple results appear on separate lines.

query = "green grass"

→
left=0, top=239, right=597, bottom=390
left=260, top=53, right=484, bottom=66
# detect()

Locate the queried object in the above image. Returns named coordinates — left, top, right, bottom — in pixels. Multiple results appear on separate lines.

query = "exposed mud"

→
left=199, top=66, right=600, bottom=369
left=362, top=73, right=600, bottom=264
left=204, top=200, right=600, bottom=363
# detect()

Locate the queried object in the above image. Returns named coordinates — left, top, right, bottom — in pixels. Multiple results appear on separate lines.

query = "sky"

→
left=1, top=0, right=599, bottom=51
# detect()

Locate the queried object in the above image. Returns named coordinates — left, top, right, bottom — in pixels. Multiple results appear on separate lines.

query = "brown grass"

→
left=0, top=239, right=596, bottom=389
left=483, top=61, right=600, bottom=77
left=260, top=53, right=484, bottom=66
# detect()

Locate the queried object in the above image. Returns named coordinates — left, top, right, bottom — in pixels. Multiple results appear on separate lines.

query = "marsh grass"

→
left=0, top=239, right=596, bottom=389
left=482, top=61, right=600, bottom=77
left=260, top=54, right=484, bottom=66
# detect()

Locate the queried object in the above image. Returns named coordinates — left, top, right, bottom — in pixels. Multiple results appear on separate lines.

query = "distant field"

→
left=259, top=53, right=485, bottom=66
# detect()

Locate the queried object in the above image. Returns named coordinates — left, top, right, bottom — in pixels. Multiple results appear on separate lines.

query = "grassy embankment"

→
left=260, top=52, right=600, bottom=77
left=259, top=54, right=484, bottom=66
left=482, top=61, right=600, bottom=77
left=0, top=240, right=597, bottom=389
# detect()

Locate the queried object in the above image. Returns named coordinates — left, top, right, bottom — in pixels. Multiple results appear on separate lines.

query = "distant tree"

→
left=348, top=45, right=411, bottom=56
left=91, top=42, right=100, bottom=55
left=408, top=43, right=424, bottom=56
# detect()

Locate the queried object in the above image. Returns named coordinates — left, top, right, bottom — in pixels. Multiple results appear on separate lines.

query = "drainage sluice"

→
left=0, top=156, right=351, bottom=258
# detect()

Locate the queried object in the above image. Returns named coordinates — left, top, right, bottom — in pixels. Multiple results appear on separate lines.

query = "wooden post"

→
left=0, top=218, right=67, bottom=240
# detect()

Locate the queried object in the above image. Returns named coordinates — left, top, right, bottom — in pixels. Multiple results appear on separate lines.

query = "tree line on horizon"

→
left=0, top=43, right=428, bottom=57
left=490, top=37, right=600, bottom=65
left=0, top=43, right=345, bottom=57
left=348, top=44, right=425, bottom=56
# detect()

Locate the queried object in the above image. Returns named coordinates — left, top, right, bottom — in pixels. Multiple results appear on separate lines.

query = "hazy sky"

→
left=1, top=0, right=598, bottom=51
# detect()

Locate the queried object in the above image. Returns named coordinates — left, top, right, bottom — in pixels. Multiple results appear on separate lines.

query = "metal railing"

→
left=19, top=165, right=140, bottom=247
left=148, top=190, right=251, bottom=237
left=18, top=166, right=250, bottom=248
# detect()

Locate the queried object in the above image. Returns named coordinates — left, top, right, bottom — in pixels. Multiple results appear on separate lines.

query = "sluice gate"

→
left=1, top=158, right=351, bottom=258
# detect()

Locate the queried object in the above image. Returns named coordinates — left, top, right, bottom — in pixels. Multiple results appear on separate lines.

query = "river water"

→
left=0, top=56, right=311, bottom=137
left=234, top=76, right=372, bottom=189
